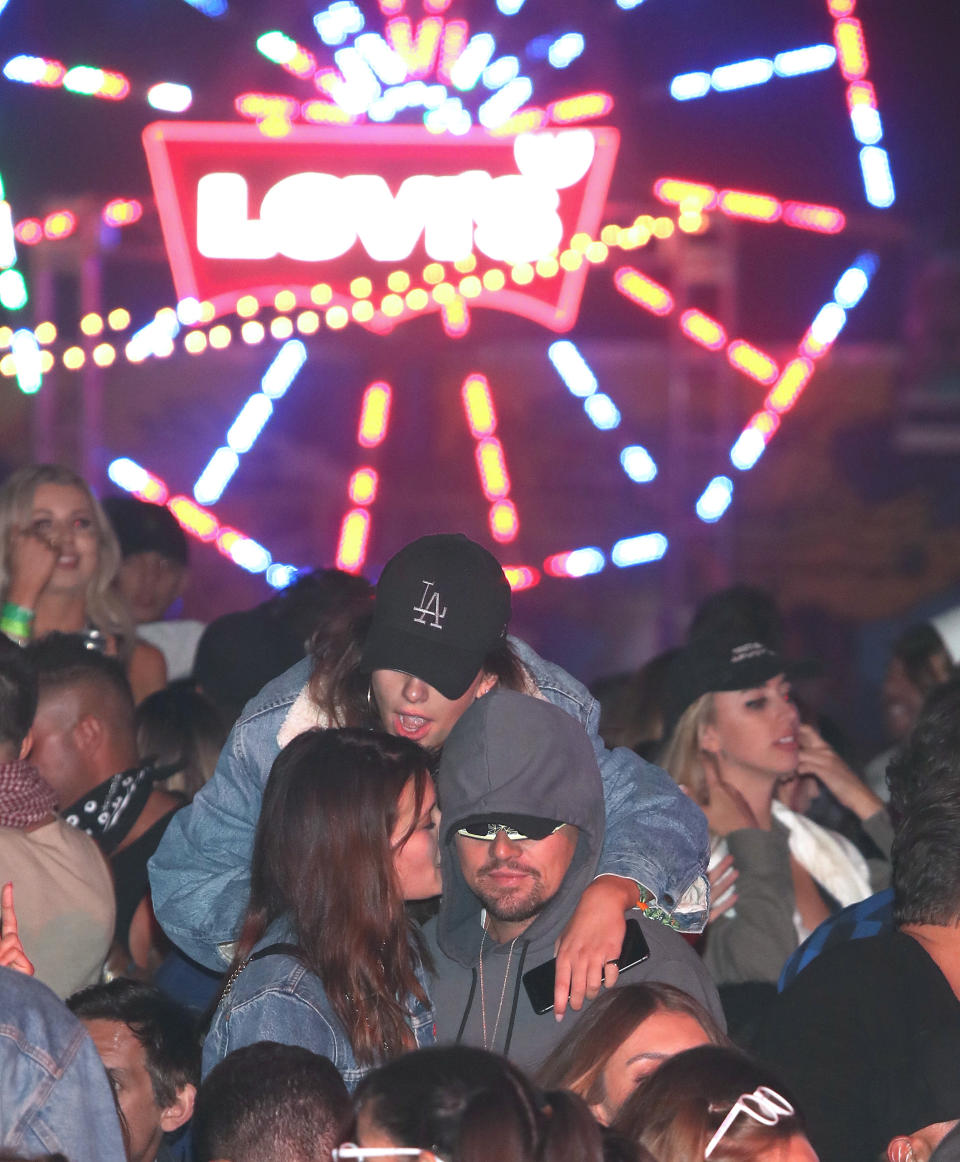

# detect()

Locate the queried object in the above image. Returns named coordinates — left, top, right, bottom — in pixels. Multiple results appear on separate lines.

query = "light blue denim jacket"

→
left=201, top=919, right=436, bottom=1090
left=0, top=967, right=127, bottom=1162
left=150, top=638, right=709, bottom=971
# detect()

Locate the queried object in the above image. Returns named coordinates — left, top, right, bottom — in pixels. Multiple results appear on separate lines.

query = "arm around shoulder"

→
left=149, top=719, right=273, bottom=970
left=597, top=743, right=710, bottom=932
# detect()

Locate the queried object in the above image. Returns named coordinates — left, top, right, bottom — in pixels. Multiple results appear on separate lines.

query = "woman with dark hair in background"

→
left=345, top=1044, right=616, bottom=1162
left=202, top=727, right=441, bottom=1089
left=613, top=1044, right=817, bottom=1162
left=864, top=619, right=957, bottom=801
left=135, top=680, right=228, bottom=800
left=538, top=982, right=727, bottom=1125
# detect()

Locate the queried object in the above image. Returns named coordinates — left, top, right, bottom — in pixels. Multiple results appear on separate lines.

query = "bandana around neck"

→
left=61, top=763, right=155, bottom=855
left=0, top=759, right=58, bottom=829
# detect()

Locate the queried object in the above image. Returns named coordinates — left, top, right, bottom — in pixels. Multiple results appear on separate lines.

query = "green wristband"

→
left=0, top=602, right=34, bottom=644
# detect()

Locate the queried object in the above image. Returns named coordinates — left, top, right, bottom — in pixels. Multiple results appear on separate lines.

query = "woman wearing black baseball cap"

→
left=151, top=533, right=710, bottom=1017
left=660, top=631, right=890, bottom=994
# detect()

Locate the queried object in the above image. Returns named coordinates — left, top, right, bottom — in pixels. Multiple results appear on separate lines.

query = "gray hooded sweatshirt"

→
left=423, top=689, right=722, bottom=1073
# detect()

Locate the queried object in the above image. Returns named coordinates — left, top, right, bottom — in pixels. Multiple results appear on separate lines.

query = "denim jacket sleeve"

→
left=203, top=978, right=348, bottom=1082
left=148, top=660, right=311, bottom=969
left=509, top=637, right=710, bottom=932
left=201, top=943, right=436, bottom=1092
left=0, top=968, right=128, bottom=1162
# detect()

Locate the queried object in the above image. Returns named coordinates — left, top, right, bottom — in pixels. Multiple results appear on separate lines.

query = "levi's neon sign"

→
left=143, top=122, right=619, bottom=332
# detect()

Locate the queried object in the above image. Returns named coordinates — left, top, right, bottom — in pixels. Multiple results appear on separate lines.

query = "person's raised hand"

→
left=0, top=882, right=34, bottom=976
left=6, top=523, right=59, bottom=610
left=796, top=723, right=883, bottom=821
left=707, top=852, right=739, bottom=923
left=702, top=763, right=761, bottom=835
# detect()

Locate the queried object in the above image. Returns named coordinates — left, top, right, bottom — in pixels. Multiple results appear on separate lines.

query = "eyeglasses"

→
left=455, top=822, right=566, bottom=842
left=703, top=1087, right=795, bottom=1159
left=333, top=1145, right=444, bottom=1161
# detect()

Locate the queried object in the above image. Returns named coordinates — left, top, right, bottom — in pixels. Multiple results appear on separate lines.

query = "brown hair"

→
left=0, top=464, right=134, bottom=657
left=612, top=1045, right=805, bottom=1162
left=233, top=727, right=433, bottom=1066
left=537, top=983, right=727, bottom=1108
left=134, top=681, right=228, bottom=799
left=308, top=607, right=527, bottom=728
left=355, top=1045, right=609, bottom=1162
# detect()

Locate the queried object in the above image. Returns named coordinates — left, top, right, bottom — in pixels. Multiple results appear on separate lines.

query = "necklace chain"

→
left=478, top=927, right=519, bottom=1051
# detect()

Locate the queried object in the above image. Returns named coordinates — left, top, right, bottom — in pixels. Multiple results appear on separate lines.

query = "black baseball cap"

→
left=358, top=534, right=512, bottom=700
left=665, top=632, right=803, bottom=733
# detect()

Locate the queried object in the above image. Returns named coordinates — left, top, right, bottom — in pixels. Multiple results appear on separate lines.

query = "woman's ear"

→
left=476, top=673, right=498, bottom=699
left=699, top=721, right=721, bottom=756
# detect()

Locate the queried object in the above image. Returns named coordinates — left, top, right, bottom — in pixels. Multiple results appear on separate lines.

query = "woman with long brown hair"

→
left=537, top=983, right=727, bottom=1124
left=201, top=726, right=441, bottom=1088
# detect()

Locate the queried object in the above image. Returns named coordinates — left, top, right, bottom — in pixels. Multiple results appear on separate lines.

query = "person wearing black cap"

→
left=660, top=632, right=889, bottom=994
left=150, top=533, right=709, bottom=1015
left=427, top=688, right=722, bottom=1070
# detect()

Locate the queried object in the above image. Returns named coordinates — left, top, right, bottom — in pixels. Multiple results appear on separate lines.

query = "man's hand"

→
left=707, top=852, right=739, bottom=923
left=0, top=882, right=34, bottom=976
left=553, top=875, right=635, bottom=1020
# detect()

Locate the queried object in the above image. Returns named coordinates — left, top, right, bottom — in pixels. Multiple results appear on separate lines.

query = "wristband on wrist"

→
left=1, top=602, right=35, bottom=646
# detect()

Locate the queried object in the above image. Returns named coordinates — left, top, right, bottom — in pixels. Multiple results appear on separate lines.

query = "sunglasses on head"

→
left=455, top=821, right=566, bottom=842
left=704, top=1086, right=795, bottom=1159
left=333, top=1144, right=445, bottom=1161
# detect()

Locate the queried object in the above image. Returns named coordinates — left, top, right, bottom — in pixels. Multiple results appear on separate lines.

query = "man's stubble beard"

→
left=472, top=863, right=549, bottom=924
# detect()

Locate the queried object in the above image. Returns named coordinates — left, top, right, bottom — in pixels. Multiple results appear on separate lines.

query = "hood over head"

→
left=436, top=688, right=605, bottom=965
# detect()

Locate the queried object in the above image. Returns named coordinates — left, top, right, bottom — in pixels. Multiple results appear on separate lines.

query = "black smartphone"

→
left=521, top=917, right=651, bottom=1016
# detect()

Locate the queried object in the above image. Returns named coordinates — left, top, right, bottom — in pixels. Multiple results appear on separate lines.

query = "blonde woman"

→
left=661, top=633, right=890, bottom=988
left=0, top=464, right=165, bottom=701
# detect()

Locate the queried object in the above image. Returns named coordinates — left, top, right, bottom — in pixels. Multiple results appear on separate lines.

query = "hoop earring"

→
left=367, top=683, right=374, bottom=710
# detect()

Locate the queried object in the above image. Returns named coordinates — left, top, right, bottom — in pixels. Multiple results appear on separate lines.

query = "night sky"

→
left=3, top=0, right=958, bottom=342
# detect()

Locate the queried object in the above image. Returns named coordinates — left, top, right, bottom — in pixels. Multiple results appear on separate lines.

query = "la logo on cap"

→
left=414, top=580, right=447, bottom=630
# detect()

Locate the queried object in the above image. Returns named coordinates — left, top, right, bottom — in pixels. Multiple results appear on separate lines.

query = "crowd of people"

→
left=2, top=461, right=960, bottom=1162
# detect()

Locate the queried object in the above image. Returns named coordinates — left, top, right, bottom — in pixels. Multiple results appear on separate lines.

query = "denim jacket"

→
left=150, top=639, right=708, bottom=971
left=0, top=967, right=127, bottom=1162
left=201, top=920, right=436, bottom=1090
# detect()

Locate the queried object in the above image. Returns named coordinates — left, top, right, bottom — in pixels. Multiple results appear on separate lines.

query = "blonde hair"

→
left=660, top=692, right=716, bottom=806
left=0, top=464, right=135, bottom=656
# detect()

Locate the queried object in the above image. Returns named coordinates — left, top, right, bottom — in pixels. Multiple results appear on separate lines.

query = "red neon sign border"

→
left=142, top=121, right=620, bottom=335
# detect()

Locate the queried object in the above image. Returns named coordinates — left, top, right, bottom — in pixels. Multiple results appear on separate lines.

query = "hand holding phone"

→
left=522, top=917, right=651, bottom=1015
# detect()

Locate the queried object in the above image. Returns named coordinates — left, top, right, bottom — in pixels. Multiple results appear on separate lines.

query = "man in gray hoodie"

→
left=425, top=688, right=723, bottom=1072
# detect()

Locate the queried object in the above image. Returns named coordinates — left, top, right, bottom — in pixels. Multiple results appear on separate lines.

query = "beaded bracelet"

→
left=636, top=887, right=682, bottom=931
left=0, top=602, right=34, bottom=646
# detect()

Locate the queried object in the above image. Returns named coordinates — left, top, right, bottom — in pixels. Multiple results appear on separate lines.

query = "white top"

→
left=137, top=619, right=206, bottom=681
